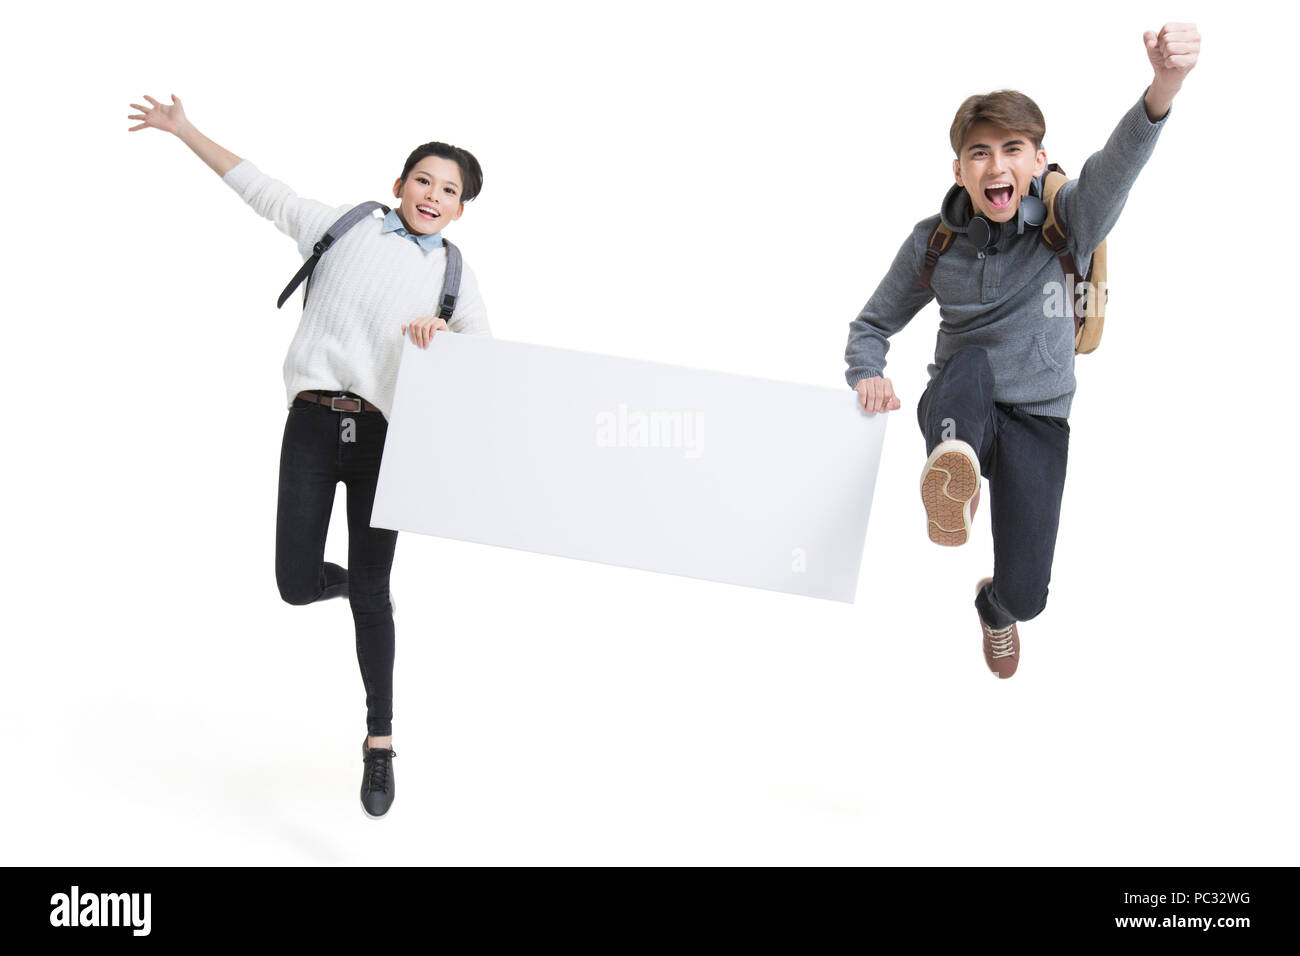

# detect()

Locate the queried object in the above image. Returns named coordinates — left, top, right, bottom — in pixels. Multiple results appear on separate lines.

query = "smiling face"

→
left=392, top=155, right=466, bottom=235
left=953, top=122, right=1047, bottom=223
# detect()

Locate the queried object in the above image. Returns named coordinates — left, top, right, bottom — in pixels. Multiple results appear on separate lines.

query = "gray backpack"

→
left=276, top=201, right=462, bottom=319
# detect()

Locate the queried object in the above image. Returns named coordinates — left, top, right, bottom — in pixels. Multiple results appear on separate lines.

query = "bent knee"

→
left=277, top=573, right=319, bottom=606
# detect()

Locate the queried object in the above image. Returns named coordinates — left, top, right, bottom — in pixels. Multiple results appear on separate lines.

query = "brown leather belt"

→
left=295, top=390, right=381, bottom=413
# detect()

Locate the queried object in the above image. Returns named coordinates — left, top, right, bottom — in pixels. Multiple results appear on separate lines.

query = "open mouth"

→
left=415, top=204, right=440, bottom=221
left=983, top=184, right=1014, bottom=211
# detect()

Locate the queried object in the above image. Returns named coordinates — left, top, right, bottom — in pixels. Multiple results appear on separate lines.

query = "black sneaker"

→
left=360, top=738, right=397, bottom=819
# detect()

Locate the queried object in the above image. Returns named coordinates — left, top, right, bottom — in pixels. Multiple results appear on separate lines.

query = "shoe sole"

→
left=921, top=440, right=980, bottom=546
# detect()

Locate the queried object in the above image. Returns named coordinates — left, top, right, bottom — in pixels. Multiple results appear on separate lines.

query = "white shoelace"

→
left=984, top=623, right=1016, bottom=659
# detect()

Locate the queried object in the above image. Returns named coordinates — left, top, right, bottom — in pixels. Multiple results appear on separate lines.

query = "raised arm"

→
left=1057, top=24, right=1200, bottom=268
left=128, top=94, right=242, bottom=177
left=130, top=93, right=346, bottom=255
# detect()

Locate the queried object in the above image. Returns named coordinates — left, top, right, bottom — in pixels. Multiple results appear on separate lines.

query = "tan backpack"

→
left=918, top=163, right=1108, bottom=354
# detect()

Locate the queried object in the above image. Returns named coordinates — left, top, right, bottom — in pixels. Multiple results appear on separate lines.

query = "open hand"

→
left=127, top=94, right=188, bottom=134
left=402, top=316, right=449, bottom=349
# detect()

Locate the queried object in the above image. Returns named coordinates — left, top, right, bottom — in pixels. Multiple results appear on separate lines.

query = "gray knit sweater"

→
left=844, top=90, right=1169, bottom=419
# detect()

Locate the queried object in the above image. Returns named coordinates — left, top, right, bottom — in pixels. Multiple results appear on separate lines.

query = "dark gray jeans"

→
left=916, top=347, right=1070, bottom=629
left=275, top=394, right=397, bottom=737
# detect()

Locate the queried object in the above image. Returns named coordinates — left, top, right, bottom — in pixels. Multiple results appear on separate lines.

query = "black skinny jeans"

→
left=276, top=394, right=397, bottom=737
left=916, top=347, right=1070, bottom=630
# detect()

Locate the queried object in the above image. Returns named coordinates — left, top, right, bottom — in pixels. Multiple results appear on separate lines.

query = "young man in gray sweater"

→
left=844, top=23, right=1200, bottom=678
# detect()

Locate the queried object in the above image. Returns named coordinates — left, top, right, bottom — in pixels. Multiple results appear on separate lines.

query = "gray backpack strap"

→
left=277, top=201, right=390, bottom=309
left=437, top=239, right=462, bottom=320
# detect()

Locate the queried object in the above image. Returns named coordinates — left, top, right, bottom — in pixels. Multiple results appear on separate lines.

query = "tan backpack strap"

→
left=1075, top=240, right=1107, bottom=354
left=917, top=222, right=954, bottom=290
left=1040, top=164, right=1068, bottom=252
left=1039, top=164, right=1085, bottom=340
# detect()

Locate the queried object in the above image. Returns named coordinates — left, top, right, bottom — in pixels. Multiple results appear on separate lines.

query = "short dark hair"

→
left=949, top=90, right=1046, bottom=156
left=398, top=142, right=484, bottom=203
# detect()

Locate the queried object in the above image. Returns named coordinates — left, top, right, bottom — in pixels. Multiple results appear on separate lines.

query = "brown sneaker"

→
left=976, top=577, right=1019, bottom=679
left=921, top=440, right=981, bottom=546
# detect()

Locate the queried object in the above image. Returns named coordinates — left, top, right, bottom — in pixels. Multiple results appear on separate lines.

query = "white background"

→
left=3, top=0, right=1294, bottom=865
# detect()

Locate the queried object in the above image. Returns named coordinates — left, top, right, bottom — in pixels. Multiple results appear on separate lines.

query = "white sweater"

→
left=223, top=160, right=490, bottom=420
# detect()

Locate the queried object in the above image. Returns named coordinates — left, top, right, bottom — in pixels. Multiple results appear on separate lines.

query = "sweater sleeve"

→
left=448, top=261, right=491, bottom=337
left=843, top=227, right=936, bottom=388
left=221, top=160, right=351, bottom=260
left=1056, top=90, right=1169, bottom=275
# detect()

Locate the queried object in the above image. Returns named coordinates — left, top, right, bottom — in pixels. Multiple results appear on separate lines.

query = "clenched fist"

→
left=1144, top=22, right=1200, bottom=83
left=1141, top=23, right=1199, bottom=121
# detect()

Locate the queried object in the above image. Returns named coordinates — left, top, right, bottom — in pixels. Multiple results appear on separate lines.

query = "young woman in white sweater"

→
left=129, top=94, right=490, bottom=819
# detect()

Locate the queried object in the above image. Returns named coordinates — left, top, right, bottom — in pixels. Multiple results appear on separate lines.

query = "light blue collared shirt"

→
left=381, top=208, right=445, bottom=252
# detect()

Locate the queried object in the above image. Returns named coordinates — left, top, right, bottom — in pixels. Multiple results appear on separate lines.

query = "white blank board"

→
left=371, top=335, right=886, bottom=602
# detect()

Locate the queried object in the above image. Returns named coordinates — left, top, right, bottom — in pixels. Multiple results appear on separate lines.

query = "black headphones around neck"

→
left=968, top=190, right=1047, bottom=253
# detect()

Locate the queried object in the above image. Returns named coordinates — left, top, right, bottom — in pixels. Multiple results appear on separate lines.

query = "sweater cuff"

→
left=846, top=368, right=883, bottom=388
left=222, top=158, right=261, bottom=194
left=1131, top=88, right=1172, bottom=135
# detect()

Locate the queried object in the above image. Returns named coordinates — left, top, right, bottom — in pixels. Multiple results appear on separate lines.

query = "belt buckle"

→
left=329, top=395, right=360, bottom=413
